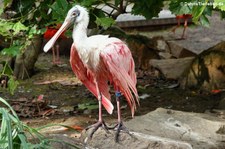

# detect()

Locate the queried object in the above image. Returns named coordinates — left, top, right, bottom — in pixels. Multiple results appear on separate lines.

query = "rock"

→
left=154, top=36, right=170, bottom=53
left=150, top=57, right=195, bottom=79
left=158, top=52, right=172, bottom=59
left=180, top=41, right=225, bottom=90
left=168, top=42, right=197, bottom=58
left=217, top=92, right=225, bottom=109
left=82, top=129, right=192, bottom=149
left=218, top=98, right=225, bottom=109
left=127, top=36, right=160, bottom=70
left=199, top=37, right=212, bottom=42
left=81, top=108, right=225, bottom=149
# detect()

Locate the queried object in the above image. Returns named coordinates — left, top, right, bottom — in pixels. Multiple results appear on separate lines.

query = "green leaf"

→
left=132, top=0, right=164, bottom=19
left=12, top=21, right=28, bottom=35
left=50, top=0, right=71, bottom=23
left=3, top=0, right=13, bottom=8
left=0, top=20, right=14, bottom=37
left=0, top=97, right=19, bottom=119
left=78, top=102, right=98, bottom=110
left=13, top=0, right=35, bottom=16
left=169, top=0, right=192, bottom=15
left=7, top=76, right=19, bottom=95
left=114, top=0, right=121, bottom=6
left=28, top=26, right=44, bottom=38
left=95, top=17, right=115, bottom=29
left=192, top=0, right=209, bottom=24
left=214, top=0, right=225, bottom=11
left=199, top=14, right=210, bottom=27
left=0, top=62, right=13, bottom=76
left=0, top=97, right=80, bottom=148
left=1, top=46, right=21, bottom=57
left=18, top=134, right=28, bottom=149
left=80, top=0, right=103, bottom=7
left=221, top=11, right=225, bottom=19
left=0, top=8, right=3, bottom=15
left=0, top=20, right=27, bottom=37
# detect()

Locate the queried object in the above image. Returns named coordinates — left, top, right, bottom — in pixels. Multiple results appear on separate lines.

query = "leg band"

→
left=115, top=91, right=121, bottom=97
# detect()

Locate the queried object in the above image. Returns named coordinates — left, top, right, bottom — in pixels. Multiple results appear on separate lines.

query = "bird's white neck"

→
left=72, top=22, right=88, bottom=44
left=72, top=17, right=92, bottom=67
left=72, top=10, right=89, bottom=46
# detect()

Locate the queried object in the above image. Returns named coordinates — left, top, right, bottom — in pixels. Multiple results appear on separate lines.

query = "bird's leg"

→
left=112, top=91, right=133, bottom=142
left=85, top=83, right=109, bottom=139
left=171, top=19, right=181, bottom=34
left=55, top=44, right=61, bottom=64
left=181, top=18, right=188, bottom=39
left=52, top=46, right=56, bottom=64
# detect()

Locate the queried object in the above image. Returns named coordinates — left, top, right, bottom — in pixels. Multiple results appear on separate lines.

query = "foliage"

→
left=0, top=97, right=79, bottom=149
left=169, top=0, right=225, bottom=27
left=214, top=0, right=225, bottom=11
left=78, top=101, right=99, bottom=110
left=0, top=0, right=63, bottom=94
left=0, top=19, right=29, bottom=94
left=132, top=0, right=164, bottom=19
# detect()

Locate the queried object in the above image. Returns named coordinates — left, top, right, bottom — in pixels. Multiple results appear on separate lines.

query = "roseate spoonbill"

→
left=44, top=5, right=139, bottom=141
left=172, top=14, right=192, bottom=39
left=44, top=24, right=66, bottom=64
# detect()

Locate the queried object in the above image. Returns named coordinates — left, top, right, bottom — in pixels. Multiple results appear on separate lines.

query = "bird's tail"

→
left=102, top=95, right=114, bottom=114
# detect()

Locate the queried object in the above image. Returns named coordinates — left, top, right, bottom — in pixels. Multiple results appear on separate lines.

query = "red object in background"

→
left=211, top=90, right=221, bottom=94
left=44, top=24, right=67, bottom=39
left=175, top=14, right=192, bottom=20
left=172, top=14, right=192, bottom=39
left=43, top=24, right=67, bottom=64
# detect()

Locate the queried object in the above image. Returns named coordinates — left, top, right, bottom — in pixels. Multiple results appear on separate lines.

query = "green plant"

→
left=169, top=0, right=225, bottom=27
left=0, top=19, right=32, bottom=93
left=0, top=97, right=80, bottom=149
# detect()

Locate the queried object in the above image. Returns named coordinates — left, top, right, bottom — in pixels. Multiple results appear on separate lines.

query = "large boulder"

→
left=150, top=57, right=195, bottom=79
left=180, top=41, right=225, bottom=90
left=82, top=108, right=225, bottom=149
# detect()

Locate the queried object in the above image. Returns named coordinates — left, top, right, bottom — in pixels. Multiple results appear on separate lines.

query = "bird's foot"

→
left=85, top=120, right=110, bottom=140
left=180, top=35, right=187, bottom=40
left=52, top=60, right=61, bottom=65
left=171, top=29, right=176, bottom=34
left=110, top=122, right=134, bottom=142
left=55, top=59, right=61, bottom=64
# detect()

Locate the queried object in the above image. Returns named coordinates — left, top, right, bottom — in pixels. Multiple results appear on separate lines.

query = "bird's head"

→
left=68, top=5, right=88, bottom=24
left=44, top=5, right=88, bottom=52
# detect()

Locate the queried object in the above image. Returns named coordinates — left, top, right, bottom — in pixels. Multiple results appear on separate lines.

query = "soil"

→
left=0, top=53, right=222, bottom=125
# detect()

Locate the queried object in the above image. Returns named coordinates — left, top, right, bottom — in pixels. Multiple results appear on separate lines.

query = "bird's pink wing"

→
left=100, top=41, right=139, bottom=117
left=70, top=44, right=114, bottom=114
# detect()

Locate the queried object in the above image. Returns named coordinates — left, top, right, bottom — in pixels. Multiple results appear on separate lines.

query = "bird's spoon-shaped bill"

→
left=43, top=20, right=70, bottom=52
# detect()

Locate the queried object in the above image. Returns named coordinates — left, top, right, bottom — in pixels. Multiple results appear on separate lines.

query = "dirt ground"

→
left=0, top=53, right=222, bottom=124
left=0, top=53, right=223, bottom=148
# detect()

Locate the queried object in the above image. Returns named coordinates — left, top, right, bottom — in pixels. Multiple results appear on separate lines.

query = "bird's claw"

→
left=85, top=120, right=110, bottom=140
left=52, top=60, right=61, bottom=65
left=110, top=122, right=134, bottom=142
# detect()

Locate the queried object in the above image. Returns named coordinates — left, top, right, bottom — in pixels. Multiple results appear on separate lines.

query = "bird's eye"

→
left=72, top=10, right=80, bottom=17
left=72, top=12, right=76, bottom=16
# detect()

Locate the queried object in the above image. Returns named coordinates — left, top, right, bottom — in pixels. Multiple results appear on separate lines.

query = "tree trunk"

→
left=14, top=36, right=42, bottom=79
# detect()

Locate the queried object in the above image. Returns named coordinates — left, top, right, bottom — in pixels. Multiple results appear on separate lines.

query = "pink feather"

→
left=70, top=41, right=139, bottom=116
left=70, top=44, right=114, bottom=114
